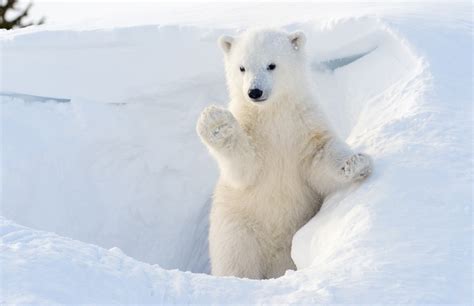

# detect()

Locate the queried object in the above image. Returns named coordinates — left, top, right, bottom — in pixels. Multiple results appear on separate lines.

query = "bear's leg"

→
left=310, top=137, right=373, bottom=193
left=265, top=247, right=296, bottom=279
left=197, top=105, right=259, bottom=188
left=209, top=206, right=264, bottom=279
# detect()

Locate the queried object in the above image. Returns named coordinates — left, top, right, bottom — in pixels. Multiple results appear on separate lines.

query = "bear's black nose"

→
left=248, top=88, right=263, bottom=100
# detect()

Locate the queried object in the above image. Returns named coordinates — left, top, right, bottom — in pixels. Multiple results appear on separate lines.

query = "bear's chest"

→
left=248, top=113, right=307, bottom=168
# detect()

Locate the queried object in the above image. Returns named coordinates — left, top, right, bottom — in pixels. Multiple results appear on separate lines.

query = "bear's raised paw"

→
left=340, top=153, right=373, bottom=181
left=197, top=105, right=238, bottom=147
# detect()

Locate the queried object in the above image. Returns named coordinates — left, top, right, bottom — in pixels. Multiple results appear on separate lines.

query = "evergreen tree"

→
left=0, top=0, right=44, bottom=30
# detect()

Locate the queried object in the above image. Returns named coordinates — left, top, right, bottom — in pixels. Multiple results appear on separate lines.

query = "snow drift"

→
left=1, top=3, right=472, bottom=304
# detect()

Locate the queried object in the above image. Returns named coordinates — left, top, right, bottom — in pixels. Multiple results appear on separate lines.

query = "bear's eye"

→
left=239, top=66, right=245, bottom=72
left=267, top=63, right=276, bottom=71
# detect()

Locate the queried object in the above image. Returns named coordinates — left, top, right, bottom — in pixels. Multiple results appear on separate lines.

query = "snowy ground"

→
left=1, top=1, right=472, bottom=304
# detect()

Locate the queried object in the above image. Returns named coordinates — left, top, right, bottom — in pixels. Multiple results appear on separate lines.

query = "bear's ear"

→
left=219, top=35, right=234, bottom=53
left=288, top=31, right=306, bottom=51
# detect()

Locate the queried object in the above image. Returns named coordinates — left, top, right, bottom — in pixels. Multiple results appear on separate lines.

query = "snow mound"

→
left=1, top=6, right=472, bottom=304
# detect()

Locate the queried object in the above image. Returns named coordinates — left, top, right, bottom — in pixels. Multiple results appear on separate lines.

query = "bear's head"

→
left=219, top=28, right=307, bottom=106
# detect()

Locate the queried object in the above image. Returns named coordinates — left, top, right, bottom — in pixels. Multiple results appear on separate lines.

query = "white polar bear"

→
left=197, top=28, right=372, bottom=279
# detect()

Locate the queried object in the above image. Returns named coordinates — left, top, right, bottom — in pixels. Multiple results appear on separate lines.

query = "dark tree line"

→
left=0, top=0, right=44, bottom=30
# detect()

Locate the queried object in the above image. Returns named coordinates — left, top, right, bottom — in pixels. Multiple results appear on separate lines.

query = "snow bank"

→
left=1, top=25, right=225, bottom=273
left=1, top=2, right=472, bottom=304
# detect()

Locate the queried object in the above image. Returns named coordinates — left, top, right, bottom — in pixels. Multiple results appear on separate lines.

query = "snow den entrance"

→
left=1, top=18, right=420, bottom=275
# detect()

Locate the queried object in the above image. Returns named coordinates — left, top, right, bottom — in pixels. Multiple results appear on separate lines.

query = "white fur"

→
left=197, top=28, right=372, bottom=279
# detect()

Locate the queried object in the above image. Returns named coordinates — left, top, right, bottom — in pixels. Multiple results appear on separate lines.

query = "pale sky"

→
left=15, top=0, right=467, bottom=29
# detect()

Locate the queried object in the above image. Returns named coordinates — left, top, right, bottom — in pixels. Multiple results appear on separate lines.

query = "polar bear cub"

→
left=197, top=28, right=372, bottom=279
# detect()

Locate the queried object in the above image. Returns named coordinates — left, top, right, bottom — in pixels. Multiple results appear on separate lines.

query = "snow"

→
left=1, top=1, right=472, bottom=304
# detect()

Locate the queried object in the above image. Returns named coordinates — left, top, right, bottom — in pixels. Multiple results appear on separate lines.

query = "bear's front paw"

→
left=340, top=153, right=373, bottom=181
left=197, top=105, right=238, bottom=147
